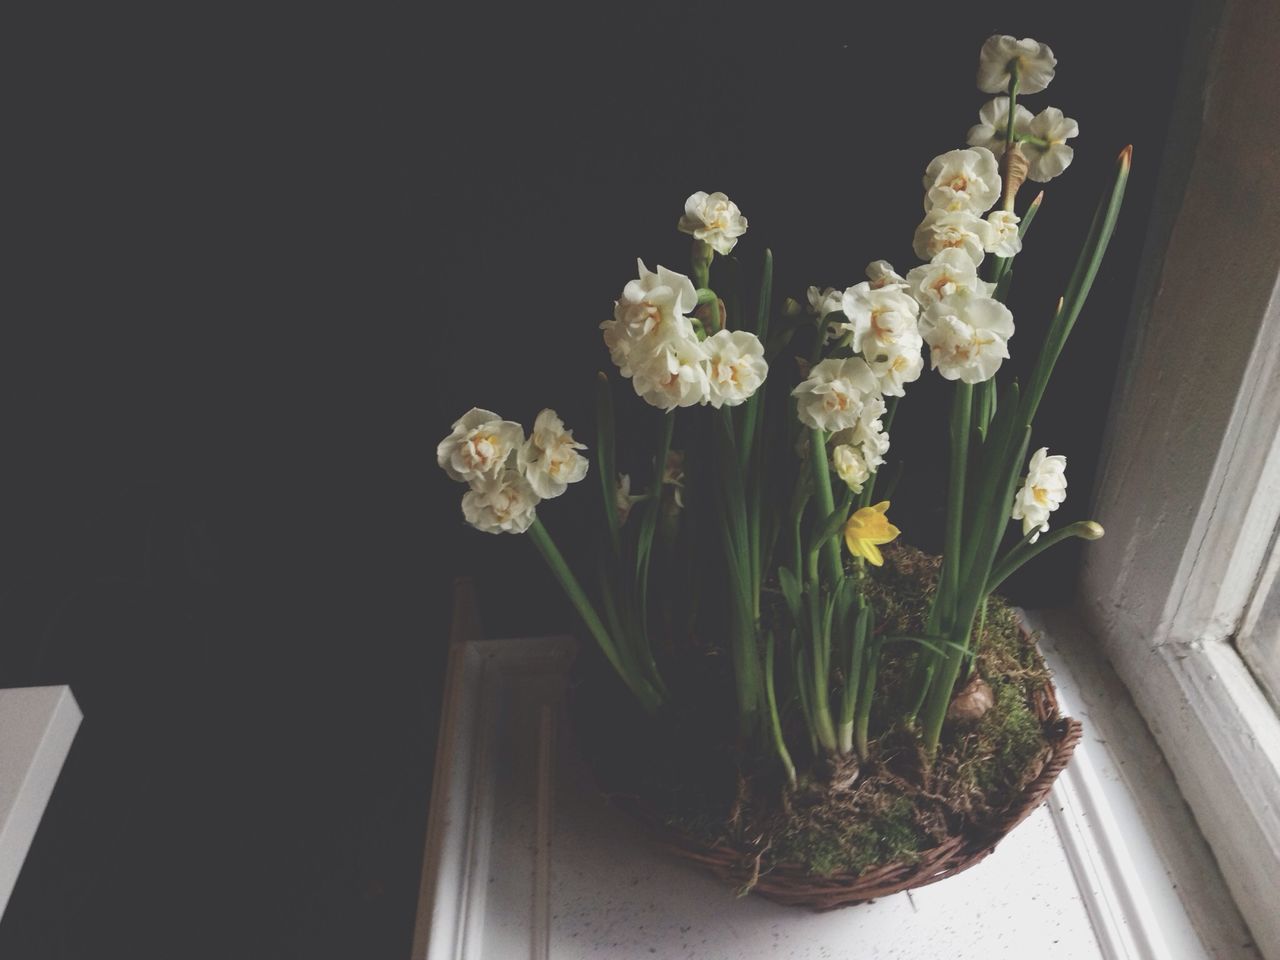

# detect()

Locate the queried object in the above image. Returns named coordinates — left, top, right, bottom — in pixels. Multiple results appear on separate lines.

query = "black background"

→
left=2, top=4, right=1189, bottom=957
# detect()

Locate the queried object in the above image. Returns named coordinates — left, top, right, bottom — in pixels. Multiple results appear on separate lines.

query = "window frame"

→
left=1077, top=0, right=1280, bottom=954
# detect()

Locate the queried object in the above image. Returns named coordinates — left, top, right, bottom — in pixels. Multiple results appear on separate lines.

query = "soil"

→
left=570, top=542, right=1057, bottom=885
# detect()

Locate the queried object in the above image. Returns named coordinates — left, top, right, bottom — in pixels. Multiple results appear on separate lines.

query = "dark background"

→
left=2, top=4, right=1190, bottom=957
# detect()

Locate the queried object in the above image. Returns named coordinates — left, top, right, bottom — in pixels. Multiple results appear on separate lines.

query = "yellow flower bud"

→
left=843, top=501, right=901, bottom=567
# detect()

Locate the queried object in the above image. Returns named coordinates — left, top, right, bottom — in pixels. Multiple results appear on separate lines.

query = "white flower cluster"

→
left=791, top=34, right=1084, bottom=471
left=913, top=147, right=1010, bottom=265
left=791, top=356, right=890, bottom=494
left=840, top=280, right=923, bottom=397
left=601, top=258, right=768, bottom=412
left=968, top=36, right=1078, bottom=182
left=877, top=141, right=1019, bottom=384
left=830, top=394, right=891, bottom=495
left=438, top=407, right=589, bottom=534
left=1011, top=447, right=1068, bottom=541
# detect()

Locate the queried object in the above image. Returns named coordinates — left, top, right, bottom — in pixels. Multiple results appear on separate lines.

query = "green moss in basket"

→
left=771, top=796, right=926, bottom=877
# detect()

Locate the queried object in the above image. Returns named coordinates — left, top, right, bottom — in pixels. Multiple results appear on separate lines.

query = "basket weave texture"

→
left=607, top=679, right=1082, bottom=911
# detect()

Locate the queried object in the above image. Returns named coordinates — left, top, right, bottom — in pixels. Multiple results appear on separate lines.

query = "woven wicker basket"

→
left=603, top=674, right=1082, bottom=911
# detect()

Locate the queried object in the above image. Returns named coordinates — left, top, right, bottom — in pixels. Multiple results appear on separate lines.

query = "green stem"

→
left=985, top=521, right=1104, bottom=596
left=854, top=640, right=880, bottom=761
left=841, top=601, right=870, bottom=756
left=921, top=424, right=1032, bottom=758
left=810, top=428, right=844, bottom=587
left=1011, top=133, right=1050, bottom=148
left=905, top=660, right=934, bottom=727
left=691, top=239, right=712, bottom=290
left=764, top=628, right=797, bottom=787
left=969, top=600, right=988, bottom=680
left=529, top=518, right=664, bottom=713
left=939, top=383, right=973, bottom=628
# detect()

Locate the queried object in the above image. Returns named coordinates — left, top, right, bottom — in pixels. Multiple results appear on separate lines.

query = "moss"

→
left=769, top=795, right=928, bottom=876
left=974, top=678, right=1046, bottom=796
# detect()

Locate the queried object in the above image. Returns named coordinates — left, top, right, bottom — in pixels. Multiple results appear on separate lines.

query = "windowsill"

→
left=1074, top=601, right=1280, bottom=960
left=1022, top=609, right=1262, bottom=959
left=413, top=617, right=1261, bottom=959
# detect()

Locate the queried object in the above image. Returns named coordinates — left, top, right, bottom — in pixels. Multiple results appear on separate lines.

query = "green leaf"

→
left=807, top=495, right=851, bottom=556
left=754, top=248, right=774, bottom=340
left=833, top=574, right=858, bottom=638
left=1019, top=190, right=1043, bottom=237
left=993, top=264, right=1014, bottom=302
left=1024, top=146, right=1131, bottom=426
left=882, top=633, right=971, bottom=657
left=778, top=566, right=803, bottom=622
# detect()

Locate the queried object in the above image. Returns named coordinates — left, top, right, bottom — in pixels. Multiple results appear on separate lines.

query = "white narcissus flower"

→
left=677, top=191, right=748, bottom=255
left=1011, top=447, right=1068, bottom=541
left=601, top=260, right=699, bottom=377
left=615, top=474, right=641, bottom=526
left=919, top=294, right=1015, bottom=384
left=461, top=469, right=540, bottom=535
left=852, top=394, right=891, bottom=470
left=631, top=335, right=711, bottom=411
left=437, top=408, right=525, bottom=483
left=807, top=285, right=844, bottom=318
left=922, top=147, right=1001, bottom=214
left=807, top=285, right=846, bottom=344
left=829, top=394, right=891, bottom=490
left=662, top=450, right=686, bottom=513
left=985, top=210, right=1022, bottom=257
left=977, top=35, right=1057, bottom=95
left=912, top=209, right=994, bottom=265
left=862, top=337, right=924, bottom=398
left=832, top=443, right=871, bottom=494
left=840, top=282, right=920, bottom=346
left=704, top=329, right=768, bottom=408
left=967, top=97, right=1033, bottom=157
left=866, top=260, right=909, bottom=290
left=791, top=357, right=881, bottom=432
left=518, top=408, right=589, bottom=499
left=906, top=249, right=996, bottom=307
left=840, top=283, right=924, bottom=396
left=1025, top=107, right=1079, bottom=182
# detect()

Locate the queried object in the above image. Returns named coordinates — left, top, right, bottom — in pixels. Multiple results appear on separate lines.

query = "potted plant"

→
left=435, top=33, right=1127, bottom=908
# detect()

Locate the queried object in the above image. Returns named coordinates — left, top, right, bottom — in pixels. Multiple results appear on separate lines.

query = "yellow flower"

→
left=843, top=501, right=901, bottom=567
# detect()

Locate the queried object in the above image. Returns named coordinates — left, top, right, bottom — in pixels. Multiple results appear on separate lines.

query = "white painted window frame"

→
left=1078, top=0, right=1280, bottom=955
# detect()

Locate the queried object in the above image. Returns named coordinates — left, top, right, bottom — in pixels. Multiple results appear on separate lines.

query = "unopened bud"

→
left=694, top=298, right=726, bottom=335
left=1001, top=142, right=1029, bottom=211
left=1080, top=521, right=1105, bottom=540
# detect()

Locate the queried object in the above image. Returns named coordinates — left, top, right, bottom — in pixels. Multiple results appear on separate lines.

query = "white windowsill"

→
left=412, top=616, right=1260, bottom=960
